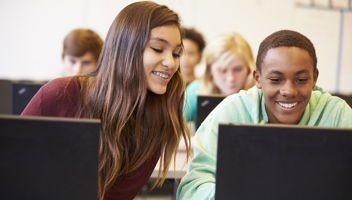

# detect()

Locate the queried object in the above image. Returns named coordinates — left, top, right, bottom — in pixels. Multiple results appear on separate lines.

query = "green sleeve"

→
left=183, top=81, right=199, bottom=122
left=300, top=90, right=352, bottom=127
left=178, top=87, right=267, bottom=199
left=177, top=118, right=218, bottom=200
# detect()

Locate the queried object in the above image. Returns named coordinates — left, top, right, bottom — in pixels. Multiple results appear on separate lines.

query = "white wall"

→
left=1, top=0, right=351, bottom=93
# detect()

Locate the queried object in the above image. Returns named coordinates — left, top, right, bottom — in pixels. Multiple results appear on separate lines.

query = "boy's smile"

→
left=253, top=46, right=319, bottom=124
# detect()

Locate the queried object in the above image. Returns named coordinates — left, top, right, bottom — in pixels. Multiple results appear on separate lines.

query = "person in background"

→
left=177, top=29, right=352, bottom=199
left=183, top=32, right=255, bottom=125
left=180, top=27, right=206, bottom=86
left=62, top=28, right=104, bottom=76
left=21, top=1, right=191, bottom=200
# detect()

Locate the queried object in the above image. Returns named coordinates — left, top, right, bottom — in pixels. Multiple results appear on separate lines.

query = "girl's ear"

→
left=253, top=69, right=262, bottom=89
left=312, top=68, right=319, bottom=89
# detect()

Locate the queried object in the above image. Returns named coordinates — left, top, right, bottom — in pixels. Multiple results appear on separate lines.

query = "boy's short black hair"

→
left=256, top=30, right=317, bottom=72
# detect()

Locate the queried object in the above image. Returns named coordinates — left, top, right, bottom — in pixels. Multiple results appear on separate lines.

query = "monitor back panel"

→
left=12, top=82, right=43, bottom=115
left=196, top=95, right=225, bottom=130
left=215, top=123, right=352, bottom=200
left=0, top=115, right=100, bottom=200
left=0, top=80, right=12, bottom=114
left=0, top=80, right=45, bottom=115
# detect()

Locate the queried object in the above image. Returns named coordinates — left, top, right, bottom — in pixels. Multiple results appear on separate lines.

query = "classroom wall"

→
left=1, top=0, right=351, bottom=94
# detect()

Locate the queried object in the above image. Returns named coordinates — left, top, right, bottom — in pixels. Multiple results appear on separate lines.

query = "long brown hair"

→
left=75, top=1, right=190, bottom=199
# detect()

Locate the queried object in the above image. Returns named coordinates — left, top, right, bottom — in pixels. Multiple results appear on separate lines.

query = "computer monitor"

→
left=12, top=82, right=44, bottom=114
left=0, top=80, right=45, bottom=115
left=196, top=95, right=225, bottom=130
left=0, top=80, right=12, bottom=114
left=0, top=115, right=100, bottom=200
left=216, top=123, right=352, bottom=200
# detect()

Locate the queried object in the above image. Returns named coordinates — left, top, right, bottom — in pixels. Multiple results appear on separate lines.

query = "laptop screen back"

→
left=196, top=95, right=225, bottom=130
left=12, top=82, right=43, bottom=115
left=0, top=80, right=45, bottom=115
left=216, top=123, right=352, bottom=200
left=0, top=80, right=12, bottom=114
left=0, top=115, right=100, bottom=200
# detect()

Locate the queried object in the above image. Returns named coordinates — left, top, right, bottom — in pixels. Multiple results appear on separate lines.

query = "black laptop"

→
left=196, top=95, right=226, bottom=130
left=0, top=80, right=12, bottom=114
left=215, top=123, right=352, bottom=200
left=0, top=80, right=45, bottom=115
left=12, top=82, right=44, bottom=114
left=0, top=115, right=100, bottom=200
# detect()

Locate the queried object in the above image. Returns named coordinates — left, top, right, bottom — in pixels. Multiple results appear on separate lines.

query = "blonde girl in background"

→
left=183, top=32, right=256, bottom=127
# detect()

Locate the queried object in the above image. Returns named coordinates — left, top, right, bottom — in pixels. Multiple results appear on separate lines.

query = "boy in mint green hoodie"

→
left=177, top=30, right=352, bottom=200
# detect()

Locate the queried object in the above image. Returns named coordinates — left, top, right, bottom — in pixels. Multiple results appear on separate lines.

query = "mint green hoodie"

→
left=177, top=86, right=352, bottom=200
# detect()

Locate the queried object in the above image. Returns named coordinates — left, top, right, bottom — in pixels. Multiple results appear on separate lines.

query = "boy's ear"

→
left=312, top=68, right=319, bottom=88
left=253, top=69, right=262, bottom=89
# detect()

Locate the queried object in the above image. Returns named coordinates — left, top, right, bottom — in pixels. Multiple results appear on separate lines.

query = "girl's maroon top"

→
left=21, top=76, right=160, bottom=200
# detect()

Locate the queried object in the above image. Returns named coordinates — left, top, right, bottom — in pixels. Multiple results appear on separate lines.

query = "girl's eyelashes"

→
left=151, top=47, right=181, bottom=58
left=151, top=47, right=162, bottom=53
left=173, top=53, right=181, bottom=58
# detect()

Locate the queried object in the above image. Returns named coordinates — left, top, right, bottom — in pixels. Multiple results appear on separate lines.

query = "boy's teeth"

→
left=278, top=102, right=298, bottom=108
left=153, top=72, right=169, bottom=79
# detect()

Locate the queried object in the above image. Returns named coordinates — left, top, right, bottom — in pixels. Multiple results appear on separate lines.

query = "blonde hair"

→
left=198, top=32, right=255, bottom=94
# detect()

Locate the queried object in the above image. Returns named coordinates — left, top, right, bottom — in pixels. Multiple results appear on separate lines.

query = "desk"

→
left=151, top=151, right=191, bottom=179
left=147, top=151, right=191, bottom=200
